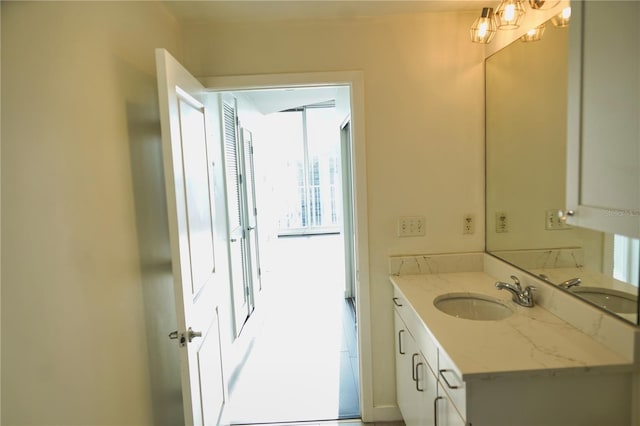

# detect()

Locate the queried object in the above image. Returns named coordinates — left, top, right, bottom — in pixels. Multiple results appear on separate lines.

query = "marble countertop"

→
left=530, top=267, right=638, bottom=323
left=390, top=271, right=635, bottom=381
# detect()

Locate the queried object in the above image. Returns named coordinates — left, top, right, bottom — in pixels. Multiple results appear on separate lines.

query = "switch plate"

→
left=545, top=209, right=572, bottom=230
left=398, top=216, right=425, bottom=237
left=495, top=211, right=509, bottom=233
left=463, top=214, right=475, bottom=234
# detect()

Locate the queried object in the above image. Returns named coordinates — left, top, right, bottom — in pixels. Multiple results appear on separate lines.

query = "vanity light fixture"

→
left=495, top=0, right=526, bottom=29
left=551, top=6, right=572, bottom=27
left=521, top=23, right=546, bottom=42
left=528, top=0, right=546, bottom=9
left=528, top=0, right=562, bottom=10
left=470, top=7, right=497, bottom=44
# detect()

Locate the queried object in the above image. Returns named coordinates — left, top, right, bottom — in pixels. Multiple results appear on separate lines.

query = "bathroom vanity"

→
left=390, top=268, right=635, bottom=426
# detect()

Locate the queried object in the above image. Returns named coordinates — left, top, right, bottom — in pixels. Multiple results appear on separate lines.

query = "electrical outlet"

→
left=397, top=216, right=426, bottom=237
left=495, top=211, right=509, bottom=233
left=463, top=214, right=475, bottom=234
left=545, top=209, right=572, bottom=230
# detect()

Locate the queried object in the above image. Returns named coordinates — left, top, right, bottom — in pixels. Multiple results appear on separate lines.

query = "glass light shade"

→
left=521, top=23, right=546, bottom=42
left=470, top=7, right=497, bottom=44
left=552, top=6, right=571, bottom=27
left=496, top=0, right=526, bottom=29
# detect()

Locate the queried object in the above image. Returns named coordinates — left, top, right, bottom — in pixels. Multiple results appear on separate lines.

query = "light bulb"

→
left=521, top=23, right=546, bottom=42
left=552, top=6, right=571, bottom=27
left=496, top=0, right=525, bottom=29
left=478, top=22, right=489, bottom=38
left=504, top=4, right=516, bottom=21
left=470, top=7, right=497, bottom=44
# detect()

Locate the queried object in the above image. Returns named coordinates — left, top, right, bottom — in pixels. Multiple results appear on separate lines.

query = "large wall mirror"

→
left=485, top=17, right=639, bottom=325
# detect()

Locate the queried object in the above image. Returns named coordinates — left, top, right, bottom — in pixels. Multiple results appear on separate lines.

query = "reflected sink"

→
left=571, top=287, right=638, bottom=314
left=434, top=293, right=513, bottom=321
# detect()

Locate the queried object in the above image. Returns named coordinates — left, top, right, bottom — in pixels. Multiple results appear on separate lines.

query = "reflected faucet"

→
left=558, top=277, right=581, bottom=289
left=538, top=274, right=581, bottom=289
left=495, top=275, right=536, bottom=307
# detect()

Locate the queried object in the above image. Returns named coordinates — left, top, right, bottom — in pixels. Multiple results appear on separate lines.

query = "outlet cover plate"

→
left=398, top=216, right=425, bottom=237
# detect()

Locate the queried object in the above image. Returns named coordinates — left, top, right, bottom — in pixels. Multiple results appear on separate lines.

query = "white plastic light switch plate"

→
left=397, top=216, right=425, bottom=237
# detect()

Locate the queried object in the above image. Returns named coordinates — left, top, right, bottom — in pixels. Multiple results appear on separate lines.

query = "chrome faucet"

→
left=558, top=277, right=581, bottom=289
left=495, top=275, right=536, bottom=307
left=539, top=274, right=581, bottom=289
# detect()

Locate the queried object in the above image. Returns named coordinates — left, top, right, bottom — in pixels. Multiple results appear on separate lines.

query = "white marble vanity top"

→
left=390, top=271, right=635, bottom=381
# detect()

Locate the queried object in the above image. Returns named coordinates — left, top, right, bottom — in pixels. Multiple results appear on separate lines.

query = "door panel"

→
left=156, top=48, right=224, bottom=425
left=178, top=97, right=216, bottom=296
left=197, top=312, right=225, bottom=424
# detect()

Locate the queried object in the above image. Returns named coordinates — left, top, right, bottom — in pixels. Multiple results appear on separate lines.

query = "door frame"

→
left=201, top=71, right=373, bottom=421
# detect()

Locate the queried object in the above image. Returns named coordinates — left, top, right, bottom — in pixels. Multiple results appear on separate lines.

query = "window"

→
left=613, top=234, right=640, bottom=286
left=270, top=103, right=340, bottom=235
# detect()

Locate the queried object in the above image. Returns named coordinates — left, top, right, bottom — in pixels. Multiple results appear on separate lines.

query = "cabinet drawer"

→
left=438, top=347, right=466, bottom=420
left=393, top=287, right=438, bottom=371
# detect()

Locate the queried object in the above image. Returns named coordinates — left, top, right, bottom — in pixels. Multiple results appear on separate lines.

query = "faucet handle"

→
left=510, top=275, right=522, bottom=289
left=520, top=285, right=536, bottom=307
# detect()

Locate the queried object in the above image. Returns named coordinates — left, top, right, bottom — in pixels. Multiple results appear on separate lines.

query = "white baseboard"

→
left=362, top=404, right=402, bottom=423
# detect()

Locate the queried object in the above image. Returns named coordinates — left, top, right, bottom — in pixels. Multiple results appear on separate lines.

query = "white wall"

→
left=182, top=12, right=485, bottom=414
left=2, top=2, right=184, bottom=424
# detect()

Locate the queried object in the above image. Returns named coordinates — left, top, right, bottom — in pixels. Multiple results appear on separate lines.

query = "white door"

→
left=240, top=127, right=262, bottom=294
left=222, top=98, right=253, bottom=336
left=156, top=48, right=225, bottom=426
left=341, top=120, right=356, bottom=301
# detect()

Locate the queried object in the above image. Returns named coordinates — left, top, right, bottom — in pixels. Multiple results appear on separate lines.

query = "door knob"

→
left=168, top=328, right=202, bottom=347
left=188, top=327, right=202, bottom=342
left=559, top=209, right=575, bottom=221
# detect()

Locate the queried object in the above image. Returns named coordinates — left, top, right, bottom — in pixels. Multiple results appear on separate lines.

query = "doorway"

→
left=219, top=85, right=360, bottom=424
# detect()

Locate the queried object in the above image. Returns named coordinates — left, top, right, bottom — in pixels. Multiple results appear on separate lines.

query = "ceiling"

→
left=165, top=0, right=491, bottom=114
left=163, top=0, right=488, bottom=23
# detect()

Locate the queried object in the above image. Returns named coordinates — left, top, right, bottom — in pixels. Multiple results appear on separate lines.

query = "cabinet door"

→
left=566, top=0, right=640, bottom=237
left=394, top=311, right=439, bottom=426
left=436, top=384, right=466, bottom=426
left=415, top=354, right=438, bottom=426
left=394, top=312, right=421, bottom=426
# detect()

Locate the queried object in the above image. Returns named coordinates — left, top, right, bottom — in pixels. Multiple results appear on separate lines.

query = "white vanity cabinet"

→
left=566, top=0, right=640, bottom=237
left=393, top=295, right=464, bottom=426
left=391, top=278, right=633, bottom=426
left=394, top=311, right=437, bottom=426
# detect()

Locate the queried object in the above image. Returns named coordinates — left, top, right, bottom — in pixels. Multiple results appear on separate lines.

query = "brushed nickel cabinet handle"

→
left=398, top=329, right=406, bottom=355
left=439, top=369, right=461, bottom=389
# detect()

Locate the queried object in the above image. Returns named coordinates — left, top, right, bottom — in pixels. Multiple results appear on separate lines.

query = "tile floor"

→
left=222, top=234, right=361, bottom=425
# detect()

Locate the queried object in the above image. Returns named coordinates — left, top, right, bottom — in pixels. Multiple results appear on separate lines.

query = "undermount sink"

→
left=434, top=292, right=513, bottom=321
left=571, top=287, right=638, bottom=314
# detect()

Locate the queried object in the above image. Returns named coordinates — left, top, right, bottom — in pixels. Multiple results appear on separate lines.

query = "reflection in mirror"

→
left=485, top=19, right=639, bottom=325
